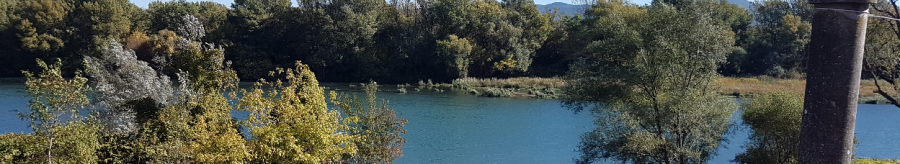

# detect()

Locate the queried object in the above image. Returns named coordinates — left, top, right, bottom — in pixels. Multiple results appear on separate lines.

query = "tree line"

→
left=5, top=0, right=900, bottom=163
left=0, top=0, right=824, bottom=83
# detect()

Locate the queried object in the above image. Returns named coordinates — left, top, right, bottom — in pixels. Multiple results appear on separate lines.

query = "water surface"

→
left=1, top=83, right=898, bottom=163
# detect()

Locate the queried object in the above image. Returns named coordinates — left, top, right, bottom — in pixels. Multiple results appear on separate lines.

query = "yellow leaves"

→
left=189, top=115, right=252, bottom=163
left=15, top=19, right=35, bottom=35
left=329, top=90, right=337, bottom=101
left=492, top=55, right=518, bottom=71
left=470, top=0, right=505, bottom=21
left=441, top=34, right=474, bottom=54
left=781, top=14, right=809, bottom=33
left=238, top=61, right=357, bottom=163
left=21, top=0, right=71, bottom=26
left=148, top=30, right=180, bottom=55
left=125, top=31, right=149, bottom=50
left=50, top=121, right=102, bottom=163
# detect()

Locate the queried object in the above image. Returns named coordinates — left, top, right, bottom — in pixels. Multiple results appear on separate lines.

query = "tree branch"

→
left=867, top=60, right=900, bottom=108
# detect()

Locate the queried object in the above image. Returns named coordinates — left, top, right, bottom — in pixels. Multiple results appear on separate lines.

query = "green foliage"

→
left=436, top=34, right=474, bottom=78
left=145, top=28, right=238, bottom=91
left=733, top=92, right=803, bottom=164
left=429, top=0, right=552, bottom=77
left=865, top=0, right=900, bottom=108
left=481, top=87, right=515, bottom=97
left=71, top=0, right=137, bottom=47
left=725, top=0, right=811, bottom=77
left=331, top=82, right=408, bottom=163
left=238, top=61, right=357, bottom=163
left=0, top=133, right=43, bottom=163
left=147, top=0, right=228, bottom=37
left=18, top=58, right=103, bottom=163
left=562, top=2, right=738, bottom=163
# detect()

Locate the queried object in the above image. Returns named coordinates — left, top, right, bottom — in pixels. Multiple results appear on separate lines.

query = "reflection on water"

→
left=0, top=83, right=898, bottom=163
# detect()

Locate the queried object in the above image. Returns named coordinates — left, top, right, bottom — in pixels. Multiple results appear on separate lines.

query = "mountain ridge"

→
left=536, top=0, right=751, bottom=15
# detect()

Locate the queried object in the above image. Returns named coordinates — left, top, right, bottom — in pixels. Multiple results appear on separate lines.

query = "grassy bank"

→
left=854, top=158, right=900, bottom=164
left=714, top=77, right=893, bottom=104
left=394, top=77, right=896, bottom=104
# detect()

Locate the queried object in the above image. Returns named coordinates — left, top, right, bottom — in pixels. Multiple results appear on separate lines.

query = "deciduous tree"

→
left=562, top=2, right=738, bottom=163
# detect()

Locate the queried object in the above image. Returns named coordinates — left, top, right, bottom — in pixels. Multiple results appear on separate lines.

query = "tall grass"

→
left=451, top=77, right=891, bottom=101
left=853, top=158, right=900, bottom=164
left=715, top=77, right=885, bottom=98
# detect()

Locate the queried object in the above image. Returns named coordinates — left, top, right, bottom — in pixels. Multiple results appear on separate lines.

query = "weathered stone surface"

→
left=799, top=3, right=870, bottom=164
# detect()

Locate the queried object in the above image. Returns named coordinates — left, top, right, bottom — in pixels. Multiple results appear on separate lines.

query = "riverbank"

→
left=854, top=158, right=900, bottom=164
left=714, top=77, right=893, bottom=104
left=414, top=77, right=895, bottom=104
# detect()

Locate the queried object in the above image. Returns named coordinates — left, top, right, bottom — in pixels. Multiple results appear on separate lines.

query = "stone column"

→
left=799, top=0, right=875, bottom=163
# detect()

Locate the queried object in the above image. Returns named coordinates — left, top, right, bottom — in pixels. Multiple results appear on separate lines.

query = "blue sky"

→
left=129, top=0, right=653, bottom=8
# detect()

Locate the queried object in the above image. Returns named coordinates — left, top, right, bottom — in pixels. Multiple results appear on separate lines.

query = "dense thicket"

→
left=0, top=0, right=831, bottom=83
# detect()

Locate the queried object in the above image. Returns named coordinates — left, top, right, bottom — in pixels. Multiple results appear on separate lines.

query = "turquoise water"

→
left=1, top=83, right=897, bottom=163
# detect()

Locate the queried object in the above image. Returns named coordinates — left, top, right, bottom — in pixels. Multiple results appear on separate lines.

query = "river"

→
left=0, top=83, right=897, bottom=163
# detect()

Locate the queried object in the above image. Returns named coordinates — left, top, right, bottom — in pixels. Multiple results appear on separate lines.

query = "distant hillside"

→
left=536, top=0, right=750, bottom=15
left=727, top=0, right=751, bottom=9
left=536, top=2, right=585, bottom=15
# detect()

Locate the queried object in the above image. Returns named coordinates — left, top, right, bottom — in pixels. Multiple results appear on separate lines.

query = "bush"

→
left=331, top=82, right=408, bottom=163
left=734, top=92, right=803, bottom=164
left=0, top=133, right=43, bottom=163
left=481, top=88, right=513, bottom=97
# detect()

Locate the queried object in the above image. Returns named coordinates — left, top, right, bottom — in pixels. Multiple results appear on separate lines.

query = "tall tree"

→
left=562, top=2, right=738, bottom=163
left=436, top=34, right=473, bottom=78
left=729, top=0, right=812, bottom=77
left=866, top=0, right=900, bottom=108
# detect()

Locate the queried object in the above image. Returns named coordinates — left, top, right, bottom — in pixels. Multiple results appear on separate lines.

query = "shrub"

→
left=331, top=82, right=408, bottom=163
left=734, top=92, right=803, bottom=164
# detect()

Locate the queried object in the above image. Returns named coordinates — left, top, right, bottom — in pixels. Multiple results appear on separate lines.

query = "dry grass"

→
left=452, top=77, right=566, bottom=89
left=715, top=77, right=886, bottom=97
left=853, top=158, right=900, bottom=164
left=453, top=77, right=894, bottom=101
left=714, top=77, right=807, bottom=96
